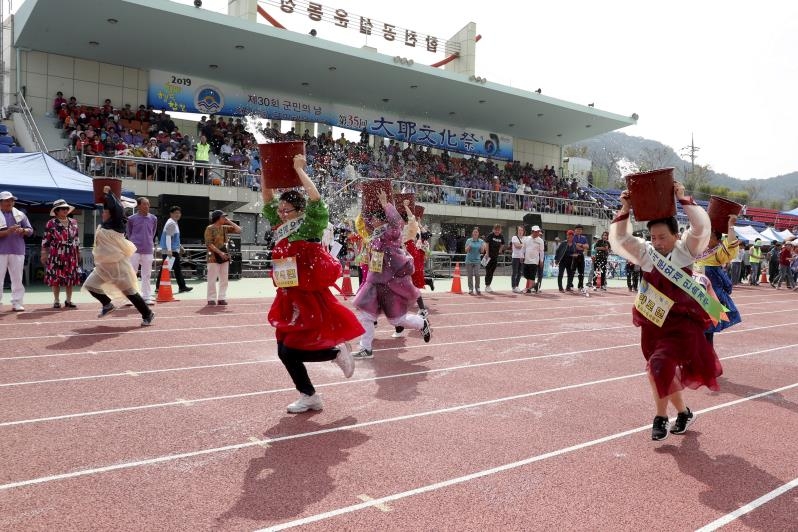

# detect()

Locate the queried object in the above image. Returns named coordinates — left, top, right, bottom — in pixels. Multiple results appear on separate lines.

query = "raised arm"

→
left=676, top=181, right=711, bottom=258
left=294, top=154, right=320, bottom=202
left=608, top=189, right=648, bottom=266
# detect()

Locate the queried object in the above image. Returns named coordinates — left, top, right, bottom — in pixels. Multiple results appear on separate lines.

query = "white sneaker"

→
left=333, top=342, right=355, bottom=378
left=11, top=304, right=25, bottom=312
left=391, top=330, right=406, bottom=338
left=485, top=285, right=493, bottom=293
left=286, top=393, right=323, bottom=413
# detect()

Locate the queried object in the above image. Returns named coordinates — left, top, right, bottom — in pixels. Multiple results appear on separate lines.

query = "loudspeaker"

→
left=158, top=195, right=210, bottom=220
left=522, top=213, right=542, bottom=229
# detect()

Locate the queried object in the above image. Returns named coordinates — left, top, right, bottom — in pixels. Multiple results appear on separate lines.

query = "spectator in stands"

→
left=41, top=199, right=81, bottom=309
left=0, top=191, right=34, bottom=311
left=126, top=197, right=157, bottom=305
left=53, top=91, right=66, bottom=113
left=204, top=210, right=241, bottom=306
left=194, top=135, right=211, bottom=183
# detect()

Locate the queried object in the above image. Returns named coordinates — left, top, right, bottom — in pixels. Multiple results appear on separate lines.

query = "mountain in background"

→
left=568, top=132, right=798, bottom=206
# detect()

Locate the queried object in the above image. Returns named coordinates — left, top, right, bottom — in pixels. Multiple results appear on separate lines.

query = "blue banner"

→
left=148, top=69, right=513, bottom=160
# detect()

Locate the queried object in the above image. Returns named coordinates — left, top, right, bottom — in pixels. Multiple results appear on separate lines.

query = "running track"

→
left=0, top=285, right=796, bottom=531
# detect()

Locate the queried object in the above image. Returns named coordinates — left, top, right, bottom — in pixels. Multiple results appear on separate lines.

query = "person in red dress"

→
left=610, top=181, right=722, bottom=441
left=41, top=199, right=81, bottom=308
left=261, top=154, right=364, bottom=413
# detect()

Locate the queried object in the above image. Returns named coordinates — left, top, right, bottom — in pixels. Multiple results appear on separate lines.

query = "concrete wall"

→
left=15, top=50, right=148, bottom=117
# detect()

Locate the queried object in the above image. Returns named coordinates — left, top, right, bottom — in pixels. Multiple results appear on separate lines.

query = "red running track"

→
left=0, top=285, right=796, bottom=531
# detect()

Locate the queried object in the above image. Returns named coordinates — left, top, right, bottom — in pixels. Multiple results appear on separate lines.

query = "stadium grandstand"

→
left=2, top=0, right=795, bottom=258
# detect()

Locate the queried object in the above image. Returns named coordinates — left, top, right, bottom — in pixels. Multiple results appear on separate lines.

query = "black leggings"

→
left=89, top=290, right=150, bottom=317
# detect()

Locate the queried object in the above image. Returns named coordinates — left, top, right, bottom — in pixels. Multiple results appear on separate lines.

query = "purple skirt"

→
left=353, top=276, right=420, bottom=319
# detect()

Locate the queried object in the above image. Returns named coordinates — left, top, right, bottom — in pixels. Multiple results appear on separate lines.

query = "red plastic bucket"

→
left=92, top=177, right=122, bottom=204
left=258, top=141, right=306, bottom=189
left=393, top=193, right=415, bottom=220
left=707, top=195, right=743, bottom=233
left=625, top=168, right=676, bottom=222
left=361, top=179, right=393, bottom=215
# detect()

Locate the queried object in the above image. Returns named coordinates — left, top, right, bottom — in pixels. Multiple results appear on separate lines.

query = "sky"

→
left=12, top=0, right=798, bottom=180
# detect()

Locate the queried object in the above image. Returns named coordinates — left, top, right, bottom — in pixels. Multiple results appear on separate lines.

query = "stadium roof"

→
left=14, top=0, right=636, bottom=146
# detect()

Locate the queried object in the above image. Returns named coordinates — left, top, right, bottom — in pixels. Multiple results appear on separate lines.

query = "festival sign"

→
left=262, top=0, right=459, bottom=55
left=148, top=70, right=513, bottom=160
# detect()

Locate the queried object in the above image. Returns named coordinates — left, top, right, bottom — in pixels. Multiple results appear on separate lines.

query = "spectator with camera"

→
left=204, top=210, right=241, bottom=306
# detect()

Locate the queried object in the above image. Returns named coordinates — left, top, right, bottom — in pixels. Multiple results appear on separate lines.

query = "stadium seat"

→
left=0, top=124, right=7, bottom=135
left=0, top=135, right=13, bottom=145
left=0, top=145, right=11, bottom=153
left=10, top=145, right=25, bottom=153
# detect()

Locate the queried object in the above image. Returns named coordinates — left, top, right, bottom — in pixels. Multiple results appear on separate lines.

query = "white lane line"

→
left=694, top=477, right=798, bottom=532
left=0, top=311, right=262, bottom=327
left=0, top=339, right=269, bottom=362
left=0, top=342, right=640, bottom=427
left=4, top=323, right=260, bottom=342
left=356, top=494, right=392, bottom=512
left=258, top=382, right=798, bottom=532
left=1, top=313, right=794, bottom=388
left=0, top=360, right=277, bottom=388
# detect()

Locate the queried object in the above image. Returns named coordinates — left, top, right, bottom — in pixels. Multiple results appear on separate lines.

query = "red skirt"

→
left=268, top=240, right=364, bottom=350
left=406, top=239, right=426, bottom=289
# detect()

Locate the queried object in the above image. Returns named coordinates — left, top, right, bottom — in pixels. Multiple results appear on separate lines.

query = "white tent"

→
left=760, top=227, right=784, bottom=242
left=733, top=225, right=770, bottom=244
left=778, top=229, right=795, bottom=241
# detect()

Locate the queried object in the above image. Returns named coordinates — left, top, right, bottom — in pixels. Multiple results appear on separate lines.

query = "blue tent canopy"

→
left=780, top=207, right=798, bottom=216
left=0, top=152, right=98, bottom=208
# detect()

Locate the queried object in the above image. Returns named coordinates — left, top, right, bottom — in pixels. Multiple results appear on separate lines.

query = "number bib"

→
left=272, top=257, right=299, bottom=288
left=369, top=250, right=385, bottom=273
left=634, top=279, right=674, bottom=328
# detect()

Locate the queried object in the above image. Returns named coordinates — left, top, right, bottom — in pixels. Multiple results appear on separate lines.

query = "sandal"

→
left=53, top=302, right=61, bottom=309
left=64, top=301, right=77, bottom=308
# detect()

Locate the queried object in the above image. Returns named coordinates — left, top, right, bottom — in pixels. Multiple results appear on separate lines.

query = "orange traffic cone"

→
left=450, top=262, right=463, bottom=294
left=760, top=267, right=768, bottom=284
left=341, top=261, right=354, bottom=297
left=156, top=262, right=177, bottom=303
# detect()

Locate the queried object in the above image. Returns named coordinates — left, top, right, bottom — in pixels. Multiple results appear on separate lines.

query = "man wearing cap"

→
left=204, top=210, right=241, bottom=305
left=156, top=206, right=192, bottom=295
left=126, top=197, right=158, bottom=304
left=749, top=238, right=763, bottom=286
left=0, top=191, right=34, bottom=311
left=522, top=225, right=545, bottom=293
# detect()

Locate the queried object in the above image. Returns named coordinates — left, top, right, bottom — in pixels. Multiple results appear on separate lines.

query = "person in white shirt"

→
left=510, top=225, right=526, bottom=293
left=522, top=225, right=545, bottom=294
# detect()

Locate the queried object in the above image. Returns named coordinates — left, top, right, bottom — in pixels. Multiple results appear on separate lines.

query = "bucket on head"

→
left=92, top=177, right=122, bottom=204
left=625, top=167, right=676, bottom=222
left=707, top=195, right=743, bottom=233
left=258, top=141, right=306, bottom=189
left=393, top=193, right=415, bottom=220
left=361, top=179, right=393, bottom=216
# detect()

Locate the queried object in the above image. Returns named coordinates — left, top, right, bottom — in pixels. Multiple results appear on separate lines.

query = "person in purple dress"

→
left=352, top=190, right=431, bottom=359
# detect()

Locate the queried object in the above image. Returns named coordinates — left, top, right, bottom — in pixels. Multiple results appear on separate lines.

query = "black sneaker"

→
left=141, top=312, right=155, bottom=327
left=427, top=278, right=435, bottom=291
left=651, top=415, right=670, bottom=441
left=670, top=408, right=696, bottom=434
left=422, top=318, right=431, bottom=343
left=178, top=286, right=193, bottom=293
left=97, top=304, right=116, bottom=318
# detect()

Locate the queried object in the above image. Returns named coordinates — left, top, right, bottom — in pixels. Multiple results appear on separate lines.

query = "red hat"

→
left=567, top=230, right=575, bottom=236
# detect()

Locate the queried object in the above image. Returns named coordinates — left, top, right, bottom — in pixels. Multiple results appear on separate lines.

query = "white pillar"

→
left=228, top=0, right=258, bottom=22
left=444, top=22, right=477, bottom=76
